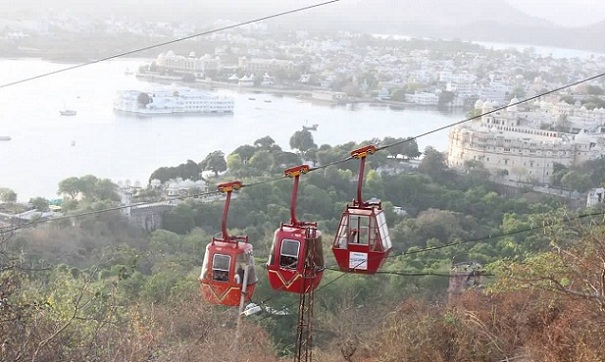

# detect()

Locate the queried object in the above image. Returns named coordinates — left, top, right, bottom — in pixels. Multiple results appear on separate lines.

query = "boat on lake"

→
left=60, top=109, right=77, bottom=116
left=302, top=123, right=319, bottom=131
left=0, top=136, right=11, bottom=141
left=113, top=89, right=234, bottom=115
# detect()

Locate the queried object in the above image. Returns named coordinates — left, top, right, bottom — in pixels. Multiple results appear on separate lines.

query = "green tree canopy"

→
left=30, top=197, right=50, bottom=211
left=254, top=136, right=281, bottom=152
left=231, top=144, right=257, bottom=162
left=289, top=129, right=317, bottom=155
left=0, top=188, right=17, bottom=203
left=200, top=151, right=227, bottom=177
left=381, top=137, right=421, bottom=159
left=58, top=177, right=81, bottom=199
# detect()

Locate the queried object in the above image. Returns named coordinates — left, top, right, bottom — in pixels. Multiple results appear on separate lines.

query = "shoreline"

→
left=135, top=73, right=459, bottom=111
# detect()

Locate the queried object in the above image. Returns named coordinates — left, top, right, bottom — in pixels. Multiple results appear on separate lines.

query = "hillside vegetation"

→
left=2, top=135, right=605, bottom=361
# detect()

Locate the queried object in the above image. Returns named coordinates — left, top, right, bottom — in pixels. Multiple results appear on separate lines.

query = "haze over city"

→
left=3, top=1, right=605, bottom=362
left=4, top=0, right=605, bottom=26
left=2, top=0, right=605, bottom=52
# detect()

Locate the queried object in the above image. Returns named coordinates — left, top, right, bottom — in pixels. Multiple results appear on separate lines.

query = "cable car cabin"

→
left=332, top=200, right=392, bottom=274
left=199, top=240, right=257, bottom=306
left=267, top=225, right=324, bottom=294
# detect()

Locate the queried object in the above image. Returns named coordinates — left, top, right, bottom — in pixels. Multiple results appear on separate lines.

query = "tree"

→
left=274, top=151, right=301, bottom=168
left=30, top=197, right=50, bottom=211
left=560, top=170, right=592, bottom=192
left=58, top=177, right=81, bottom=199
left=382, top=137, right=421, bottom=159
left=162, top=203, right=196, bottom=234
left=0, top=187, right=17, bottom=203
left=92, top=178, right=120, bottom=201
left=78, top=175, right=99, bottom=197
left=226, top=153, right=246, bottom=177
left=551, top=162, right=568, bottom=185
left=390, top=88, right=406, bottom=102
left=582, top=96, right=605, bottom=110
left=418, top=146, right=453, bottom=184
left=200, top=151, right=227, bottom=177
left=509, top=86, right=526, bottom=99
left=582, top=84, right=604, bottom=95
left=254, top=136, right=281, bottom=152
left=177, top=160, right=202, bottom=181
left=249, top=150, right=274, bottom=176
left=289, top=129, right=317, bottom=155
left=231, top=144, right=257, bottom=163
left=149, top=160, right=202, bottom=184
left=149, top=167, right=171, bottom=184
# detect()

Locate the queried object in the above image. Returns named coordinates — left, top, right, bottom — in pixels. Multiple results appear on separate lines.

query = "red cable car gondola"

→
left=332, top=145, right=392, bottom=274
left=267, top=165, right=324, bottom=294
left=200, top=181, right=258, bottom=306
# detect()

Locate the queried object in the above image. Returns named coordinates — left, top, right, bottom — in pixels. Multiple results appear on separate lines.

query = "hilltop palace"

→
left=447, top=97, right=605, bottom=184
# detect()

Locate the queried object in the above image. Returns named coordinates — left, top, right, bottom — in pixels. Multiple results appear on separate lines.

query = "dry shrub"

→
left=129, top=295, right=279, bottom=362
left=1, top=289, right=278, bottom=362
left=522, top=297, right=605, bottom=362
left=362, top=289, right=605, bottom=362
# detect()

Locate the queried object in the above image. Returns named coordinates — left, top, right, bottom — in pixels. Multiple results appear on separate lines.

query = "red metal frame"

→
left=332, top=145, right=391, bottom=274
left=267, top=165, right=324, bottom=294
left=200, top=181, right=257, bottom=306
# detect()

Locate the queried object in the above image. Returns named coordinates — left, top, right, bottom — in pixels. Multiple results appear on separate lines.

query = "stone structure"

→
left=447, top=99, right=605, bottom=184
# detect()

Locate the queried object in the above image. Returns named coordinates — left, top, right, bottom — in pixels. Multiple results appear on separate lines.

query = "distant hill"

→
left=2, top=0, right=604, bottom=53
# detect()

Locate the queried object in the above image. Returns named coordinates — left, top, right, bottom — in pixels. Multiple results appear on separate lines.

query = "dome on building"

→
left=508, top=97, right=519, bottom=112
left=474, top=99, right=484, bottom=109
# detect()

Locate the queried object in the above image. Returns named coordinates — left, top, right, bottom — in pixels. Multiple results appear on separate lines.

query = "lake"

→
left=0, top=58, right=462, bottom=201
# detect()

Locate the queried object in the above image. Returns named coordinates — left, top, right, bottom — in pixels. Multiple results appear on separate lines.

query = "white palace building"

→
left=447, top=98, right=605, bottom=184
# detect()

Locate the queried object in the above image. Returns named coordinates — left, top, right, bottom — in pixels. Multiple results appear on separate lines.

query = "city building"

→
left=405, top=92, right=439, bottom=105
left=447, top=99, right=605, bottom=184
left=238, top=56, right=297, bottom=73
left=154, top=51, right=222, bottom=76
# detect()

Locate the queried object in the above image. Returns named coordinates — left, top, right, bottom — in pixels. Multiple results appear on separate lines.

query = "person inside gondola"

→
left=371, top=230, right=382, bottom=251
left=349, top=229, right=359, bottom=243
left=280, top=255, right=298, bottom=269
left=213, top=270, right=229, bottom=282
left=235, top=265, right=245, bottom=284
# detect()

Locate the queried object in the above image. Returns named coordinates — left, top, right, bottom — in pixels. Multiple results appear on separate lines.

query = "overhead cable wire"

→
left=0, top=189, right=221, bottom=233
left=254, top=209, right=604, bottom=316
left=0, top=0, right=342, bottom=89
left=399, top=209, right=605, bottom=257
left=324, top=266, right=493, bottom=277
left=8, top=70, right=605, bottom=233
left=4, top=24, right=605, bottom=245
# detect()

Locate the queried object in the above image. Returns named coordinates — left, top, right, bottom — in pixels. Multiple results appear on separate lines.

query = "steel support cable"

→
left=6, top=69, right=605, bottom=232
left=253, top=209, right=605, bottom=320
left=375, top=70, right=605, bottom=152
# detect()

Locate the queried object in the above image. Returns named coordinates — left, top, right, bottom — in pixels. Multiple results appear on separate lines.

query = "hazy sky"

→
left=507, top=0, right=605, bottom=27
